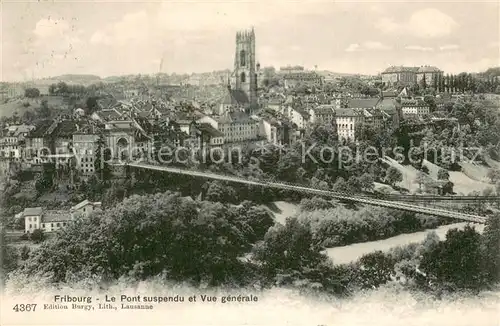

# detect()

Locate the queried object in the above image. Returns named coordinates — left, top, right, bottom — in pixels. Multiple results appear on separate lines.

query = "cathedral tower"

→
left=232, top=28, right=257, bottom=105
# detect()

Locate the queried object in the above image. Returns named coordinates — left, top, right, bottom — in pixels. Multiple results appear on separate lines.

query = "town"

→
left=1, top=4, right=500, bottom=322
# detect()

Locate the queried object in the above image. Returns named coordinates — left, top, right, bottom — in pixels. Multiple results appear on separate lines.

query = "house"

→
left=70, top=199, right=102, bottom=219
left=22, top=207, right=43, bottom=234
left=24, top=120, right=54, bottom=164
left=73, top=133, right=99, bottom=177
left=0, top=124, right=36, bottom=161
left=191, top=122, right=225, bottom=149
left=311, top=105, right=336, bottom=124
left=335, top=108, right=364, bottom=142
left=40, top=210, right=72, bottom=233
left=282, top=105, right=310, bottom=130
left=257, top=117, right=296, bottom=146
left=401, top=99, right=430, bottom=118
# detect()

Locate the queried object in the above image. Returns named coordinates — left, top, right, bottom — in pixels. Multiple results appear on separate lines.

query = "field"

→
left=0, top=96, right=68, bottom=118
left=422, top=159, right=493, bottom=194
left=382, top=157, right=493, bottom=195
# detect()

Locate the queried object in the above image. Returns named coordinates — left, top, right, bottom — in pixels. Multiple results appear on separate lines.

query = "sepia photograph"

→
left=0, top=0, right=499, bottom=325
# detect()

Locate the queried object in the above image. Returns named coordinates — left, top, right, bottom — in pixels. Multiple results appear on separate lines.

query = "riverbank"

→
left=268, top=201, right=485, bottom=265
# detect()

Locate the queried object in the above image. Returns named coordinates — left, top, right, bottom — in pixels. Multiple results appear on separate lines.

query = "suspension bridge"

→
left=115, top=162, right=493, bottom=224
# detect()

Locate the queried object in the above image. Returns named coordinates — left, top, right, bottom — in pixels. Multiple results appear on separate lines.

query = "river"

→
left=269, top=201, right=486, bottom=265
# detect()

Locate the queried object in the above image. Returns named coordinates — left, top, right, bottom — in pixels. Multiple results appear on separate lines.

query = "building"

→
left=215, top=111, right=260, bottom=143
left=188, top=121, right=225, bottom=150
left=40, top=210, right=72, bottom=233
left=22, top=207, right=43, bottom=234
left=416, top=66, right=443, bottom=86
left=401, top=99, right=430, bottom=118
left=311, top=105, right=336, bottom=124
left=21, top=200, right=100, bottom=234
left=0, top=124, right=35, bottom=161
left=230, top=29, right=258, bottom=105
left=217, top=86, right=251, bottom=116
left=282, top=105, right=310, bottom=130
left=282, top=71, right=324, bottom=89
left=73, top=133, right=99, bottom=177
left=25, top=120, right=55, bottom=164
left=257, top=117, right=296, bottom=146
left=70, top=200, right=102, bottom=219
left=335, top=108, right=364, bottom=142
left=278, top=65, right=305, bottom=73
left=381, top=66, right=419, bottom=86
left=103, top=116, right=153, bottom=161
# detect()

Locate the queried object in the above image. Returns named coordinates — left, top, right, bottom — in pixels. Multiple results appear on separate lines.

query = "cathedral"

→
left=218, top=28, right=260, bottom=116
left=230, top=28, right=258, bottom=105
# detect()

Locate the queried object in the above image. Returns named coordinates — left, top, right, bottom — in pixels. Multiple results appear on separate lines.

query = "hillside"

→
left=381, top=157, right=492, bottom=195
left=0, top=95, right=68, bottom=118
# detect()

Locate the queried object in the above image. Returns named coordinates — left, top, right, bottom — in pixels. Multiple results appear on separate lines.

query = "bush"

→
left=299, top=197, right=334, bottom=211
left=302, top=206, right=442, bottom=248
left=30, top=229, right=45, bottom=243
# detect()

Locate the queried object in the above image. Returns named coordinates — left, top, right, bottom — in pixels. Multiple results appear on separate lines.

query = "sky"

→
left=1, top=0, right=499, bottom=81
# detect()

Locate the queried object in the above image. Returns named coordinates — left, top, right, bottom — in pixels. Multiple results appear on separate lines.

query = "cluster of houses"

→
left=16, top=199, right=102, bottom=234
left=0, top=83, right=440, bottom=177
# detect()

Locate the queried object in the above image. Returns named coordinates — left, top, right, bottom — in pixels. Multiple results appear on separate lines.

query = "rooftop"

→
left=417, top=66, right=442, bottom=73
left=347, top=98, right=381, bottom=109
left=198, top=123, right=224, bottom=137
left=43, top=210, right=71, bottom=223
left=22, top=207, right=43, bottom=216
left=27, top=120, right=53, bottom=138
left=71, top=199, right=102, bottom=212
left=382, top=66, right=419, bottom=74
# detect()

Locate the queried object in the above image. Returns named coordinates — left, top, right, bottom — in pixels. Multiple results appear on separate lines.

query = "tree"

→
left=24, top=87, right=40, bottom=98
left=35, top=166, right=54, bottom=194
left=487, top=169, right=500, bottom=183
left=300, top=196, right=334, bottom=211
left=85, top=96, right=99, bottom=114
left=385, top=167, right=403, bottom=187
left=22, top=192, right=253, bottom=285
left=420, top=226, right=486, bottom=289
left=332, top=177, right=349, bottom=192
left=254, top=217, right=326, bottom=273
left=358, top=173, right=375, bottom=192
left=437, top=168, right=450, bottom=180
left=94, top=133, right=112, bottom=182
left=415, top=171, right=428, bottom=190
left=358, top=251, right=394, bottom=288
left=30, top=229, right=45, bottom=243
left=205, top=181, right=238, bottom=204
left=39, top=99, right=51, bottom=118
left=237, top=205, right=275, bottom=242
left=419, top=74, right=427, bottom=91
left=481, top=214, right=500, bottom=283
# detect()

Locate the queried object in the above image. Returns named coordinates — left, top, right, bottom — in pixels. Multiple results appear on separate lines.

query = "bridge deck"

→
left=118, top=162, right=487, bottom=224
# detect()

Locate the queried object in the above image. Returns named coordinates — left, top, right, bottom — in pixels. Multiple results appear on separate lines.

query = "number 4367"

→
left=13, top=304, right=37, bottom=312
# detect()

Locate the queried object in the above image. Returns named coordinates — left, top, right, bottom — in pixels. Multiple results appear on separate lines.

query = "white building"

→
left=70, top=199, right=102, bottom=219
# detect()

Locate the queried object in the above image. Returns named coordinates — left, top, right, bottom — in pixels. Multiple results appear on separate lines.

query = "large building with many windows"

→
left=381, top=66, right=419, bottom=85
